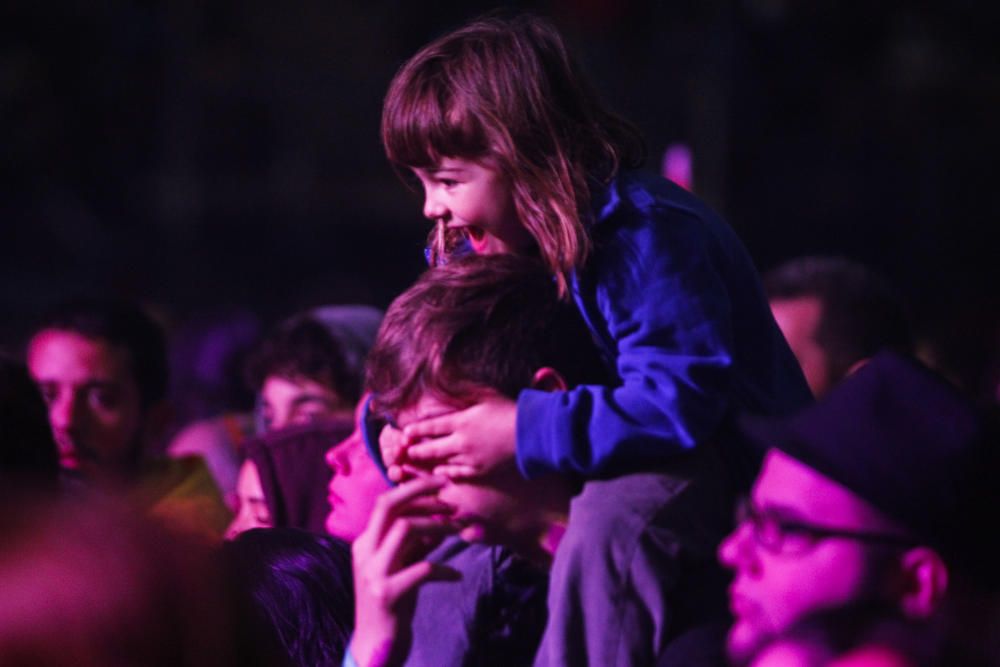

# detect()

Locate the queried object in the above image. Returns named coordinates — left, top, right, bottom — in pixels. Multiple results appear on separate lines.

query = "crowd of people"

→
left=2, top=14, right=998, bottom=667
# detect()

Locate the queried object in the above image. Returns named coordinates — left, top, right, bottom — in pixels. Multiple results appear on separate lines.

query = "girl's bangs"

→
left=383, top=79, right=487, bottom=168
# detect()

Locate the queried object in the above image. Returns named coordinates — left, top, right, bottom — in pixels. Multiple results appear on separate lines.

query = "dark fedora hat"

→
left=741, top=351, right=999, bottom=586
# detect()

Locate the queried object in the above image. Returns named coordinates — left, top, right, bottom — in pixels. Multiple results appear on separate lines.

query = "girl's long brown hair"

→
left=381, top=14, right=645, bottom=298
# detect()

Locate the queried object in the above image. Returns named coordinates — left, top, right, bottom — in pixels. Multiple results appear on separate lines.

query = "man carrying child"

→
left=346, top=255, right=732, bottom=666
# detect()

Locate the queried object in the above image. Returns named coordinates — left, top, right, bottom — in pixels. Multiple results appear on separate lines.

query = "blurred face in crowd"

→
left=324, top=397, right=390, bottom=541
left=719, top=449, right=900, bottom=664
left=259, top=375, right=348, bottom=432
left=769, top=297, right=831, bottom=397
left=225, top=460, right=272, bottom=539
left=27, top=329, right=145, bottom=478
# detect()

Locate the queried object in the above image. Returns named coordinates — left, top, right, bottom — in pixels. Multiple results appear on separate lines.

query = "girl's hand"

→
left=402, top=393, right=518, bottom=479
left=379, top=423, right=409, bottom=483
left=349, top=476, right=460, bottom=667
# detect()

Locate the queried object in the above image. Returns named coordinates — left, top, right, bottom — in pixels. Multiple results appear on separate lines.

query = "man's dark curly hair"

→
left=32, top=298, right=168, bottom=407
left=765, top=256, right=912, bottom=384
left=245, top=316, right=359, bottom=407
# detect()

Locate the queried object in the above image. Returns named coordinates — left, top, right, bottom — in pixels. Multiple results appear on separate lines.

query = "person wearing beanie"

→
left=720, top=351, right=1000, bottom=666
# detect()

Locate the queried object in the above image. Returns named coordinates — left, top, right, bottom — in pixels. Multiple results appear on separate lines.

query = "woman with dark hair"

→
left=223, top=527, right=354, bottom=667
left=226, top=418, right=352, bottom=538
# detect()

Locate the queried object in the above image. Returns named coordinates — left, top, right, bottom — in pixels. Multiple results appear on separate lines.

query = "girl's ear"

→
left=530, top=367, right=567, bottom=392
left=897, top=547, right=949, bottom=619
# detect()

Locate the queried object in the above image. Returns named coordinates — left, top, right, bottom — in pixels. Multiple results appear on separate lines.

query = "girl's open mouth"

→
left=462, top=225, right=490, bottom=253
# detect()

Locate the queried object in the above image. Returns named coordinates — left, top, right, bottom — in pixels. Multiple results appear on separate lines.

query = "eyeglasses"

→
left=735, top=497, right=915, bottom=555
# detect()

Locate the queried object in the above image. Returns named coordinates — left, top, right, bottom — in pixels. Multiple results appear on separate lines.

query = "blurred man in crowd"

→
left=26, top=298, right=230, bottom=538
left=764, top=257, right=911, bottom=396
left=720, top=352, right=999, bottom=666
left=350, top=255, right=730, bottom=667
left=245, top=305, right=382, bottom=433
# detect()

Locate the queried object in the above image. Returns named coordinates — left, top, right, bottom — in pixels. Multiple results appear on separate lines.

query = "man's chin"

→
left=458, top=523, right=488, bottom=543
left=325, top=515, right=360, bottom=543
left=59, top=452, right=100, bottom=478
left=58, top=453, right=81, bottom=470
left=726, top=619, right=770, bottom=666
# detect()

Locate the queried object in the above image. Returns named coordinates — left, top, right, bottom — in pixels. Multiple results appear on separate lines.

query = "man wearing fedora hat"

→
left=719, top=351, right=999, bottom=665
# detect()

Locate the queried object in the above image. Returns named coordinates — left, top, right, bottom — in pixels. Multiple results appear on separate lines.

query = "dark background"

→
left=3, top=1, right=998, bottom=392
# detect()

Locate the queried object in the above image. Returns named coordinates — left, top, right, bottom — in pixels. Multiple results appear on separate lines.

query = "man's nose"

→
left=48, top=391, right=81, bottom=431
left=326, top=438, right=354, bottom=474
left=718, top=521, right=755, bottom=570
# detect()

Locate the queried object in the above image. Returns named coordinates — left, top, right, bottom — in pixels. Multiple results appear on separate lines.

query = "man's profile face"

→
left=769, top=296, right=831, bottom=397
left=718, top=449, right=893, bottom=664
left=27, top=329, right=145, bottom=477
left=324, top=397, right=390, bottom=542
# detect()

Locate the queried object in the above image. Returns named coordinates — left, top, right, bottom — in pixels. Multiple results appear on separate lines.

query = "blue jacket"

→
left=516, top=171, right=811, bottom=478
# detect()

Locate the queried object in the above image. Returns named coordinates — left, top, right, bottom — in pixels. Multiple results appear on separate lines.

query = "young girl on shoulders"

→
left=378, top=14, right=810, bottom=484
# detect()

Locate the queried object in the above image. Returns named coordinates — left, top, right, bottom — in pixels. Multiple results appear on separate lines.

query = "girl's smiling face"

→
left=412, top=158, right=534, bottom=256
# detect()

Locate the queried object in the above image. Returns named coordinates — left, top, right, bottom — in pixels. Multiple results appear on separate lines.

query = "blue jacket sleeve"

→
left=516, top=201, right=736, bottom=478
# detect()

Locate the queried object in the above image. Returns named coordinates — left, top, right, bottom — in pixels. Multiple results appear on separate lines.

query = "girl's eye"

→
left=439, top=178, right=459, bottom=187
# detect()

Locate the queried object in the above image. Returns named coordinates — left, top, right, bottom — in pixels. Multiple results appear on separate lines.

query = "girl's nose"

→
left=423, top=190, right=447, bottom=221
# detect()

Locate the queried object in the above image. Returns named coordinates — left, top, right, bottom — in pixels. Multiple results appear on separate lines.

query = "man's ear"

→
left=897, top=547, right=949, bottom=619
left=530, top=367, right=567, bottom=392
left=845, top=357, right=871, bottom=378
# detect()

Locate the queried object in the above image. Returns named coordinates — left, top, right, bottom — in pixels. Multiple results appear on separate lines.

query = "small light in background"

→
left=662, top=143, right=693, bottom=192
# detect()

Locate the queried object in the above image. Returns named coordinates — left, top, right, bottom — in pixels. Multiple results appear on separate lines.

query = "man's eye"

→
left=259, top=405, right=274, bottom=427
left=439, top=178, right=458, bottom=187
left=754, top=516, right=784, bottom=542
left=250, top=501, right=273, bottom=524
left=774, top=521, right=819, bottom=543
left=292, top=407, right=332, bottom=425
left=38, top=384, right=57, bottom=405
left=89, top=389, right=120, bottom=410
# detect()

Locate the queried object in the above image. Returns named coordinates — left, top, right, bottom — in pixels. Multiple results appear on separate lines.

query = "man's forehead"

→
left=28, top=329, right=133, bottom=379
left=769, top=296, right=823, bottom=325
left=754, top=449, right=866, bottom=517
left=754, top=448, right=912, bottom=545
